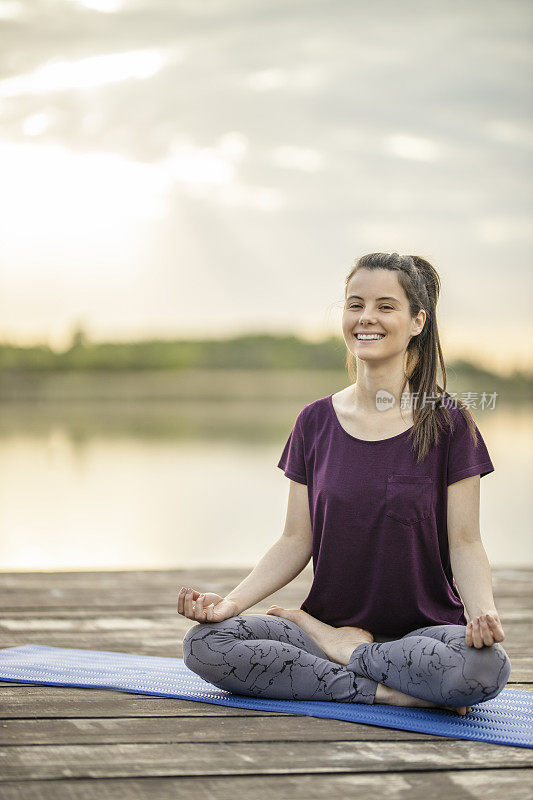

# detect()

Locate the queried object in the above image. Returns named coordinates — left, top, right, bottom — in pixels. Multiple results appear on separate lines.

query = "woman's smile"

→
left=354, top=333, right=387, bottom=342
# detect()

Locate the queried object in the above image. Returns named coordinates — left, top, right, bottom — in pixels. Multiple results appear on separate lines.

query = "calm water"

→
left=0, top=399, right=531, bottom=570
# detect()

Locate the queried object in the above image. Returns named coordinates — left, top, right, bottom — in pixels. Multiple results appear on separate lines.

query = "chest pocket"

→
left=385, top=474, right=435, bottom=526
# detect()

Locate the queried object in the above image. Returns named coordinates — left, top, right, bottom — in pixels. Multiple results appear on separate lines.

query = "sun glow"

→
left=0, top=50, right=165, bottom=98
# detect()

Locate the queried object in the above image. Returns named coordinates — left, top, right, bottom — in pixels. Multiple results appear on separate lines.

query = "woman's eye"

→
left=347, top=304, right=393, bottom=310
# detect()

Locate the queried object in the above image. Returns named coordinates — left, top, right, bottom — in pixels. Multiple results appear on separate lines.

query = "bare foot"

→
left=265, top=606, right=472, bottom=717
left=375, top=682, right=472, bottom=716
left=266, top=605, right=374, bottom=666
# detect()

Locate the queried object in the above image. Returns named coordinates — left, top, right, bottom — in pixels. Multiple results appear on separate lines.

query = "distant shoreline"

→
left=0, top=367, right=531, bottom=405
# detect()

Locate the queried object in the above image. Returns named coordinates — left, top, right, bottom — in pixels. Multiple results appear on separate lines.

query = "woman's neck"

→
left=352, top=365, right=410, bottom=415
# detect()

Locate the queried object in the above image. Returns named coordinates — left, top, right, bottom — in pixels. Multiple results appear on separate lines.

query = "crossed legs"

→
left=182, top=614, right=511, bottom=708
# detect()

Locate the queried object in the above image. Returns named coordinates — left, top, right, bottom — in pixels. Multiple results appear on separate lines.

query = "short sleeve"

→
left=277, top=412, right=307, bottom=485
left=447, top=409, right=495, bottom=486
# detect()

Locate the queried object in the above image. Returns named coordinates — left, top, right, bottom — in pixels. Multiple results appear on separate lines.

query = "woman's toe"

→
left=266, top=606, right=300, bottom=622
left=266, top=605, right=284, bottom=616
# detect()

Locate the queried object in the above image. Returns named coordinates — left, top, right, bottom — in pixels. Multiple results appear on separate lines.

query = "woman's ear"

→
left=412, top=308, right=426, bottom=336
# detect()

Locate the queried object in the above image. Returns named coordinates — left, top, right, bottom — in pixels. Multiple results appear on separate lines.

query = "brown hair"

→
left=344, top=251, right=478, bottom=463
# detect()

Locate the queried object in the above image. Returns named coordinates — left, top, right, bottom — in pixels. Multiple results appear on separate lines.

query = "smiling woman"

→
left=179, top=251, right=512, bottom=717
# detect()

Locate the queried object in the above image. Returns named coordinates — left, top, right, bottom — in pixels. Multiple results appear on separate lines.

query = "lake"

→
left=0, top=389, right=531, bottom=571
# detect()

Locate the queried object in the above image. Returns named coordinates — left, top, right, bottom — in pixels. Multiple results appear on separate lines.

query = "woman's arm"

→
left=447, top=474, right=504, bottom=646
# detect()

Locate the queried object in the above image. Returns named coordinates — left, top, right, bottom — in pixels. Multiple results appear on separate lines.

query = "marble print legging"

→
left=182, top=613, right=512, bottom=706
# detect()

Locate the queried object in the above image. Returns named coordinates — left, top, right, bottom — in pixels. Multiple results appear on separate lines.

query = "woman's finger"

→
left=184, top=588, right=195, bottom=619
left=478, top=615, right=494, bottom=646
left=177, top=587, right=185, bottom=615
left=486, top=614, right=505, bottom=642
left=178, top=587, right=189, bottom=616
left=465, top=621, right=473, bottom=646
left=194, top=594, right=206, bottom=621
left=469, top=618, right=478, bottom=647
left=472, top=618, right=483, bottom=648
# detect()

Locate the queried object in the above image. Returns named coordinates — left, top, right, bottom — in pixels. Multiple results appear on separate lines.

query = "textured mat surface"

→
left=0, top=644, right=531, bottom=748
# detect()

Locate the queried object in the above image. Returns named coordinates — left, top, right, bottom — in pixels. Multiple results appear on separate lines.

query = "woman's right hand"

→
left=177, top=587, right=239, bottom=623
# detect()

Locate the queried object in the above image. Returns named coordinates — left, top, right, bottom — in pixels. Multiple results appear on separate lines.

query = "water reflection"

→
left=0, top=399, right=531, bottom=570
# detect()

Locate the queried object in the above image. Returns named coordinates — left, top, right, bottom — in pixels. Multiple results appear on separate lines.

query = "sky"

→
left=0, top=0, right=532, bottom=375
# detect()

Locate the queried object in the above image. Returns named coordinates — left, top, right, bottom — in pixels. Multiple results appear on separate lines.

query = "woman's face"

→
left=342, top=268, right=425, bottom=364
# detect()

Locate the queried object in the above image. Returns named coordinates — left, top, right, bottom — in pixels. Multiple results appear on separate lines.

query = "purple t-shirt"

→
left=277, top=393, right=495, bottom=638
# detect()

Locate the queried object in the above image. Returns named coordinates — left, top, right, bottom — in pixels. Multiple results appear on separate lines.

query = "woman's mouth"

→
left=354, top=333, right=386, bottom=342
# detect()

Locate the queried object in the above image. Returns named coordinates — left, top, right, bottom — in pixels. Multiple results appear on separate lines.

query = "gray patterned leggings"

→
left=182, top=613, right=511, bottom=706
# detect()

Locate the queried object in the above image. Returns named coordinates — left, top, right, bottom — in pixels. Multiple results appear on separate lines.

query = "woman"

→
left=179, top=252, right=511, bottom=716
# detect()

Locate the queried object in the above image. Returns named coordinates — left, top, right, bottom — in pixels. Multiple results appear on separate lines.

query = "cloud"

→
left=0, top=0, right=23, bottom=19
left=244, top=66, right=327, bottom=92
left=23, top=112, right=53, bottom=136
left=165, top=138, right=235, bottom=186
left=0, top=49, right=169, bottom=98
left=65, top=0, right=127, bottom=12
left=383, top=134, right=442, bottom=162
left=486, top=120, right=533, bottom=147
left=0, top=141, right=170, bottom=259
left=474, top=216, right=533, bottom=245
left=270, top=145, right=324, bottom=172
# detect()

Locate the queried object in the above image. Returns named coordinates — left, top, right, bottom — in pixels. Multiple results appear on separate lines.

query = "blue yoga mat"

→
left=0, top=644, right=531, bottom=749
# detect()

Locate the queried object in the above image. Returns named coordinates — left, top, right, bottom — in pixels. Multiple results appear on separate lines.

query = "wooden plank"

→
left=0, top=770, right=532, bottom=800
left=0, top=715, right=456, bottom=745
left=0, top=631, right=196, bottom=655
left=1, top=567, right=531, bottom=608
left=2, top=768, right=533, bottom=800
left=3, top=597, right=533, bottom=616
left=1, top=740, right=532, bottom=782
left=0, top=687, right=276, bottom=717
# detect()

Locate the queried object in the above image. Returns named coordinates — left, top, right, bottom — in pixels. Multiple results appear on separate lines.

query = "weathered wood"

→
left=3, top=597, right=532, bottom=616
left=1, top=771, right=533, bottom=800
left=1, top=740, right=532, bottom=781
left=1, top=567, right=531, bottom=608
left=0, top=715, right=456, bottom=745
left=0, top=770, right=532, bottom=800
left=0, top=567, right=531, bottom=796
left=0, top=687, right=273, bottom=717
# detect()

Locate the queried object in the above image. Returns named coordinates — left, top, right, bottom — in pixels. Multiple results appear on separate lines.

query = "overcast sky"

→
left=0, top=0, right=531, bottom=374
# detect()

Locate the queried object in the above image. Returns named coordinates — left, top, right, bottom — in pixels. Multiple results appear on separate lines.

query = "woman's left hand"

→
left=465, top=611, right=505, bottom=647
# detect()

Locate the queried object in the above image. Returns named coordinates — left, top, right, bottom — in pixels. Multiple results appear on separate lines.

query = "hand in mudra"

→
left=465, top=611, right=505, bottom=648
left=177, top=586, right=239, bottom=623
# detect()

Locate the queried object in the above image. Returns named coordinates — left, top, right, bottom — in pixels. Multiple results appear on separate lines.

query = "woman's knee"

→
left=182, top=622, right=218, bottom=669
left=181, top=617, right=244, bottom=672
left=462, top=641, right=512, bottom=702
left=480, top=642, right=511, bottom=692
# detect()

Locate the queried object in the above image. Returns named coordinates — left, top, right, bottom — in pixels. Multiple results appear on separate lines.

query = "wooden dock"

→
left=1, top=567, right=532, bottom=798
